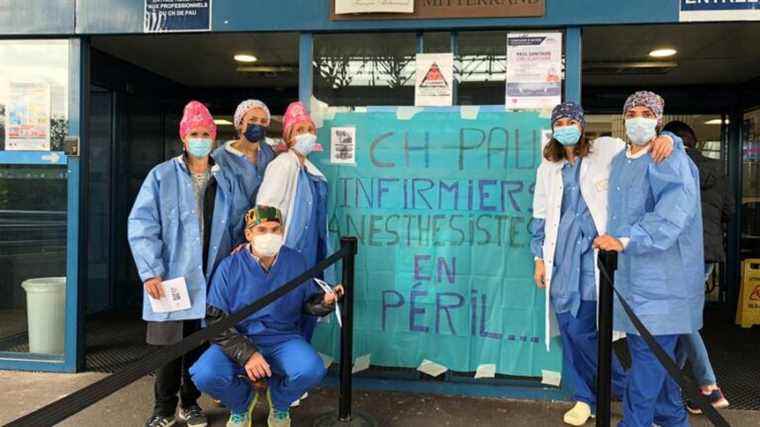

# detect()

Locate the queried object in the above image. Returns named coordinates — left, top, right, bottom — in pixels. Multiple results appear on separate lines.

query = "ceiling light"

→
left=649, top=48, right=677, bottom=58
left=234, top=54, right=258, bottom=63
left=213, top=119, right=233, bottom=126
left=705, top=119, right=729, bottom=125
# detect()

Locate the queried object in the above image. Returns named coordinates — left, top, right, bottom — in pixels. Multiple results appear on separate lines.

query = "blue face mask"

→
left=625, top=117, right=658, bottom=146
left=187, top=137, right=212, bottom=158
left=243, top=123, right=266, bottom=142
left=553, top=125, right=582, bottom=146
left=292, top=133, right=318, bottom=156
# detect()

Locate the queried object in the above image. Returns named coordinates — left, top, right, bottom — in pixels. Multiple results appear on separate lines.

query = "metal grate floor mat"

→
left=84, top=312, right=153, bottom=375
left=700, top=308, right=760, bottom=411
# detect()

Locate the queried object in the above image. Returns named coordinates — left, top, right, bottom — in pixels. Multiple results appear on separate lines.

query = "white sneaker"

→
left=563, top=402, right=593, bottom=426
left=289, top=392, right=309, bottom=408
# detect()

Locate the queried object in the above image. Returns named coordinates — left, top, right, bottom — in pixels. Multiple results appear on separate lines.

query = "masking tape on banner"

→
left=541, top=369, right=562, bottom=387
left=352, top=354, right=371, bottom=373
left=396, top=107, right=423, bottom=120
left=318, top=352, right=334, bottom=369
left=539, top=108, right=553, bottom=119
left=474, top=364, right=496, bottom=379
left=417, top=359, right=448, bottom=378
left=460, top=106, right=480, bottom=120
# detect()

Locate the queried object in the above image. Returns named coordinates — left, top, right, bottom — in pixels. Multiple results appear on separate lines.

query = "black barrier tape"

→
left=5, top=245, right=351, bottom=427
left=597, top=263, right=730, bottom=427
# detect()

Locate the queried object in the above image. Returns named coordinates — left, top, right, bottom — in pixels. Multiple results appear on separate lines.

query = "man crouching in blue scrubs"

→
left=190, top=206, right=342, bottom=427
left=594, top=91, right=704, bottom=427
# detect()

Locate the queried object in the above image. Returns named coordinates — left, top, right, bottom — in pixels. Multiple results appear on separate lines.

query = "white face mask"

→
left=292, top=133, right=318, bottom=156
left=625, top=117, right=658, bottom=146
left=252, top=233, right=283, bottom=257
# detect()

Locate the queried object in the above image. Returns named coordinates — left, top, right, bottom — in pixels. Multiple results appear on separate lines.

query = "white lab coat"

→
left=532, top=137, right=626, bottom=351
left=256, top=149, right=326, bottom=239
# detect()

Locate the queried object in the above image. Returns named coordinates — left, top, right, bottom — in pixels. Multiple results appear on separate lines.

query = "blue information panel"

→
left=144, top=0, right=211, bottom=32
left=680, top=0, right=760, bottom=21
left=682, top=0, right=760, bottom=11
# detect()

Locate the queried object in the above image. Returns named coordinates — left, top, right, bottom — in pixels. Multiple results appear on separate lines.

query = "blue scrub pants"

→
left=620, top=335, right=688, bottom=427
left=555, top=300, right=627, bottom=412
left=302, top=316, right=318, bottom=342
left=189, top=336, right=326, bottom=413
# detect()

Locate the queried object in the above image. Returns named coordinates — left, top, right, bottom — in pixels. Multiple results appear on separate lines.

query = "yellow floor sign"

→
left=736, top=259, right=760, bottom=328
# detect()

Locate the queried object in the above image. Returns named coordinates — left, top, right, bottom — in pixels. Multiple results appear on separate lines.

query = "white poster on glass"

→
left=330, top=127, right=357, bottom=165
left=505, top=32, right=563, bottom=111
left=4, top=82, right=52, bottom=151
left=335, top=0, right=414, bottom=14
left=415, top=53, right=454, bottom=107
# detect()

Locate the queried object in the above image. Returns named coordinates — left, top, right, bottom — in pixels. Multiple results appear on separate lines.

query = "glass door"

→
left=0, top=39, right=85, bottom=372
left=742, top=108, right=760, bottom=259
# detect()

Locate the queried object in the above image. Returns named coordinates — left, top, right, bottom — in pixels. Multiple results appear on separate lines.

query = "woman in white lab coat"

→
left=531, top=102, right=676, bottom=426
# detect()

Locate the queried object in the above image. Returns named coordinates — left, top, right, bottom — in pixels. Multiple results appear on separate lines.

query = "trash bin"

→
left=21, top=277, right=66, bottom=354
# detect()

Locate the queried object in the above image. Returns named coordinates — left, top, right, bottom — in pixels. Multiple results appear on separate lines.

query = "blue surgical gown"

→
left=211, top=140, right=274, bottom=205
left=607, top=148, right=704, bottom=336
left=287, top=169, right=332, bottom=282
left=206, top=246, right=321, bottom=340
left=128, top=156, right=248, bottom=322
left=530, top=159, right=598, bottom=317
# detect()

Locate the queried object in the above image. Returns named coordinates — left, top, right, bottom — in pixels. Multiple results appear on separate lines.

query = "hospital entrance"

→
left=582, top=22, right=760, bottom=410
left=2, top=21, right=760, bottom=411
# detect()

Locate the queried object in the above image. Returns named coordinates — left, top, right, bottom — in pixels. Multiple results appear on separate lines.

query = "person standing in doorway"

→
left=595, top=91, right=704, bottom=427
left=662, top=120, right=733, bottom=412
left=531, top=102, right=677, bottom=425
left=128, top=101, right=246, bottom=427
left=212, top=99, right=276, bottom=206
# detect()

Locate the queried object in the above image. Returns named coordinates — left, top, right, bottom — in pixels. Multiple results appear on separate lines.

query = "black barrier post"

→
left=338, top=236, right=357, bottom=421
left=314, top=237, right=376, bottom=427
left=596, top=250, right=617, bottom=427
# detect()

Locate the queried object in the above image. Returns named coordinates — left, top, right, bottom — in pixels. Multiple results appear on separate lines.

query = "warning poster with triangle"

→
left=415, top=53, right=454, bottom=107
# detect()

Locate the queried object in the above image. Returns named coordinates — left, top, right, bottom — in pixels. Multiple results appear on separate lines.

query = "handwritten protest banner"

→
left=312, top=107, right=561, bottom=377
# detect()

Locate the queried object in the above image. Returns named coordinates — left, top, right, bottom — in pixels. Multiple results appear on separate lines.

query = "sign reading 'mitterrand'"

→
left=144, top=0, right=211, bottom=33
left=680, top=0, right=760, bottom=21
left=335, top=0, right=414, bottom=14
left=332, top=0, right=544, bottom=20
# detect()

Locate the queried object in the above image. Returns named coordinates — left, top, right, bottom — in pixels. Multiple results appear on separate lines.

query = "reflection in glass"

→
left=0, top=40, right=69, bottom=151
left=742, top=109, right=760, bottom=257
left=458, top=31, right=508, bottom=105
left=0, top=40, right=69, bottom=356
left=314, top=33, right=417, bottom=107
left=0, top=166, right=68, bottom=354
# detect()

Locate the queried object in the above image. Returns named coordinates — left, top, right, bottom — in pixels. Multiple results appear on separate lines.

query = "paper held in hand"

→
left=148, top=277, right=192, bottom=313
left=314, top=278, right=342, bottom=328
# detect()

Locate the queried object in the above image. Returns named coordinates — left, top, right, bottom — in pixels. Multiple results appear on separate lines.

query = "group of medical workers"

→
left=127, top=91, right=727, bottom=427
left=128, top=99, right=336, bottom=427
left=533, top=91, right=728, bottom=427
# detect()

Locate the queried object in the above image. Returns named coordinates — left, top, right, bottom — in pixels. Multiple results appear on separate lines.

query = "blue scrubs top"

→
left=207, top=246, right=321, bottom=341
left=530, top=159, right=598, bottom=317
